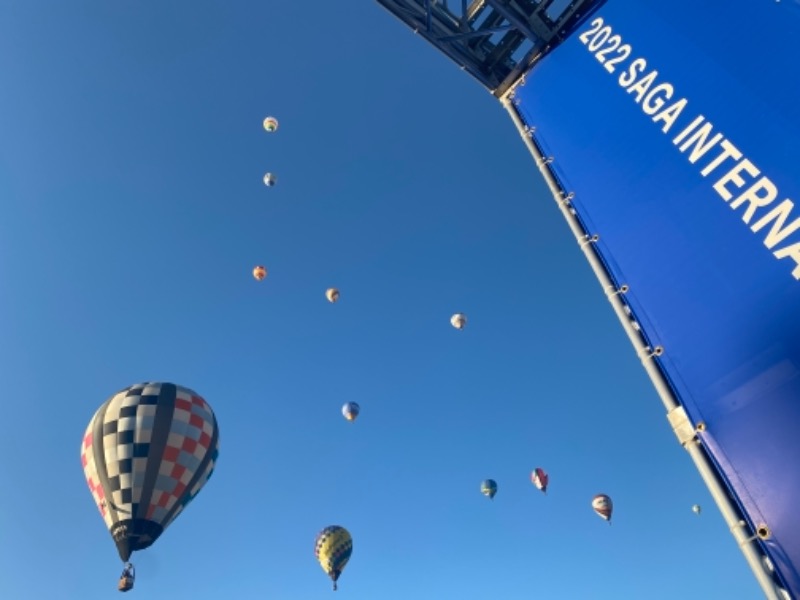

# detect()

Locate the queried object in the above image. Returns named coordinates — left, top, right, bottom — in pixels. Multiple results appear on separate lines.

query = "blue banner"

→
left=513, top=1, right=800, bottom=595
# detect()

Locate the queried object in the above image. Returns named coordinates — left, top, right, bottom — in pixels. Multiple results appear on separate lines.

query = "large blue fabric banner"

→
left=513, top=1, right=800, bottom=594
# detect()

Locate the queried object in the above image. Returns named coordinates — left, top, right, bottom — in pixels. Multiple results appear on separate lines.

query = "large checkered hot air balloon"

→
left=315, top=525, right=353, bottom=591
left=81, top=382, right=220, bottom=592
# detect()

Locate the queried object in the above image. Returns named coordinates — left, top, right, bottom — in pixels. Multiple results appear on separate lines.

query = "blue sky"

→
left=0, top=2, right=763, bottom=598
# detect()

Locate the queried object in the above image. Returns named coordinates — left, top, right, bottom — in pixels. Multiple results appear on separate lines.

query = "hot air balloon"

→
left=326, top=288, right=340, bottom=303
left=592, top=493, right=613, bottom=524
left=342, top=402, right=360, bottom=422
left=481, top=479, right=498, bottom=500
left=81, top=382, right=220, bottom=591
left=451, top=313, right=466, bottom=330
left=692, top=504, right=702, bottom=515
left=314, top=525, right=353, bottom=591
left=264, top=172, right=277, bottom=187
left=253, top=266, right=267, bottom=281
left=263, top=116, right=279, bottom=132
left=531, top=467, right=549, bottom=494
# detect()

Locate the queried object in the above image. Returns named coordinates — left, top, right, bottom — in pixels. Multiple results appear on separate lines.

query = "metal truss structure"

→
left=375, top=0, right=603, bottom=97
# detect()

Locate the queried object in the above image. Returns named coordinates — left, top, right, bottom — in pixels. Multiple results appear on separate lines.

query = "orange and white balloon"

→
left=326, top=288, right=340, bottom=303
left=253, top=266, right=267, bottom=281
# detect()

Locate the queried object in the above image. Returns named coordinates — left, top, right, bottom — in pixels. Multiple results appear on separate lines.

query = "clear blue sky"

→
left=0, top=2, right=762, bottom=598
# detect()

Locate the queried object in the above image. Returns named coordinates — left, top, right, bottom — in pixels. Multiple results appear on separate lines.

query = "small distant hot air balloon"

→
left=314, top=525, right=353, bottom=591
left=263, top=116, right=279, bottom=132
left=531, top=467, right=549, bottom=494
left=692, top=504, right=702, bottom=515
left=342, top=402, right=359, bottom=422
left=451, top=313, right=466, bottom=330
left=592, top=493, right=613, bottom=524
left=81, top=382, right=220, bottom=592
left=326, top=288, right=340, bottom=303
left=253, top=266, right=267, bottom=281
left=481, top=479, right=498, bottom=500
left=264, top=172, right=277, bottom=187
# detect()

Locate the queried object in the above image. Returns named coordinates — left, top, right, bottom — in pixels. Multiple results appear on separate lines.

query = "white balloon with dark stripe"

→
left=81, top=382, right=220, bottom=562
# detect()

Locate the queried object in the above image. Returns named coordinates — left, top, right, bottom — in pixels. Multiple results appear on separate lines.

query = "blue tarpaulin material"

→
left=512, top=1, right=800, bottom=595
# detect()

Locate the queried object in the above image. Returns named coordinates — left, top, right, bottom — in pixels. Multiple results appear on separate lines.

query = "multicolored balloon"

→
left=531, top=467, right=549, bottom=494
left=253, top=265, right=267, bottom=281
left=481, top=479, right=498, bottom=500
left=451, top=313, right=466, bottom=330
left=326, top=288, right=340, bottom=303
left=263, top=116, right=279, bottom=132
left=342, top=402, right=360, bottom=422
left=81, top=383, right=220, bottom=574
left=314, top=525, right=353, bottom=591
left=263, top=172, right=277, bottom=187
left=592, top=493, right=613, bottom=524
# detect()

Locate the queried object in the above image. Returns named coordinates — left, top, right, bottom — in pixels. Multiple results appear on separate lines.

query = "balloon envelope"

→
left=592, top=493, right=613, bottom=522
left=342, top=402, right=360, bottom=422
left=481, top=479, right=498, bottom=499
left=263, top=173, right=277, bottom=187
left=253, top=266, right=267, bottom=281
left=692, top=504, right=702, bottom=514
left=263, top=116, right=278, bottom=132
left=451, top=313, right=466, bottom=329
left=81, top=382, right=220, bottom=562
left=326, top=288, right=340, bottom=303
left=531, top=467, right=549, bottom=493
left=314, top=525, right=352, bottom=590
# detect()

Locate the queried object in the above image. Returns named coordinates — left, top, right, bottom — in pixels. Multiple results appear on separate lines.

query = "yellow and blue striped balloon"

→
left=314, top=525, right=353, bottom=591
left=481, top=479, right=498, bottom=500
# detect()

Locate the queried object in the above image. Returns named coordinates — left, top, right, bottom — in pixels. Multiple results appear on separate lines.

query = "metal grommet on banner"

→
left=757, top=525, right=772, bottom=540
left=696, top=422, right=706, bottom=432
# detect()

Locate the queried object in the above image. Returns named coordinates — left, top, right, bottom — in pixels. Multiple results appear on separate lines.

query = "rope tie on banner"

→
left=605, top=283, right=629, bottom=297
left=536, top=155, right=554, bottom=166
left=639, top=345, right=664, bottom=359
left=558, top=191, right=575, bottom=206
left=580, top=233, right=599, bottom=248
left=732, top=520, right=760, bottom=545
